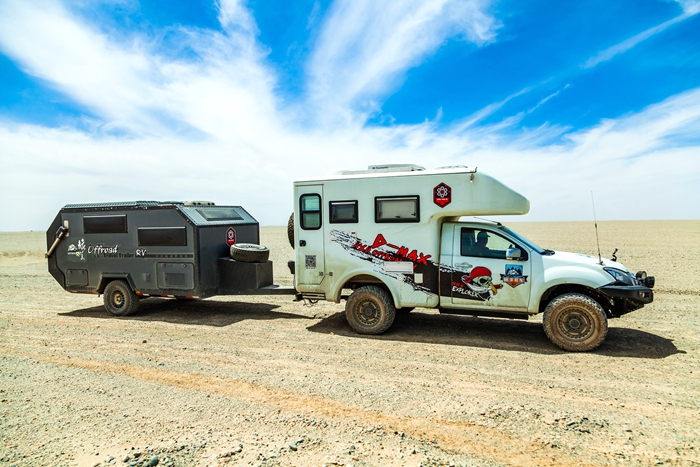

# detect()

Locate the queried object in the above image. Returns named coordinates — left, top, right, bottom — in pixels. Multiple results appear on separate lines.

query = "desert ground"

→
left=1, top=220, right=698, bottom=467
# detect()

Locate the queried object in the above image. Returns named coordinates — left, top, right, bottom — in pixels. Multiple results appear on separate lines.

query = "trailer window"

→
left=375, top=196, right=419, bottom=223
left=329, top=201, right=358, bottom=223
left=196, top=207, right=243, bottom=221
left=83, top=215, right=127, bottom=234
left=300, top=194, right=322, bottom=230
left=138, top=227, right=187, bottom=246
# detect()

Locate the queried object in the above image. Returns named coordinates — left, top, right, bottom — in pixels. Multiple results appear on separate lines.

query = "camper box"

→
left=292, top=164, right=530, bottom=306
left=46, top=201, right=273, bottom=304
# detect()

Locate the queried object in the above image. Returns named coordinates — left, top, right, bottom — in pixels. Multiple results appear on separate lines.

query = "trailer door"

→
left=296, top=185, right=326, bottom=286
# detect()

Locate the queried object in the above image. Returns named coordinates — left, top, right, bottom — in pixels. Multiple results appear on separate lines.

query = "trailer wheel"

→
left=287, top=213, right=294, bottom=248
left=345, top=285, right=396, bottom=335
left=230, top=243, right=270, bottom=263
left=543, top=293, right=608, bottom=352
left=103, top=280, right=139, bottom=317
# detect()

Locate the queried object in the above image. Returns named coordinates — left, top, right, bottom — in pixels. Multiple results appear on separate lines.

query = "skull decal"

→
left=462, top=266, right=503, bottom=296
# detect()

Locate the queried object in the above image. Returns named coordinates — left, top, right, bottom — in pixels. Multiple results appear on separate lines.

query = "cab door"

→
left=450, top=226, right=531, bottom=310
left=295, top=185, right=326, bottom=287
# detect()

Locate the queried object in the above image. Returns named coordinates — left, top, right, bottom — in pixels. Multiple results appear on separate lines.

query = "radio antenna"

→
left=591, top=192, right=603, bottom=265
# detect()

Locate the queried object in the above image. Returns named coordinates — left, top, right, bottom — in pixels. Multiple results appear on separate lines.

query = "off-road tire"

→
left=103, top=280, right=139, bottom=317
left=345, top=285, right=396, bottom=335
left=287, top=213, right=294, bottom=248
left=230, top=243, right=269, bottom=263
left=543, top=293, right=608, bottom=352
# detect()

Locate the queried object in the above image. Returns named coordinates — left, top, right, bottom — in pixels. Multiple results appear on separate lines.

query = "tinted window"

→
left=375, top=196, right=419, bottom=223
left=196, top=207, right=243, bottom=221
left=329, top=201, right=358, bottom=223
left=300, top=194, right=322, bottom=230
left=138, top=227, right=187, bottom=246
left=83, top=215, right=127, bottom=234
left=460, top=227, right=525, bottom=260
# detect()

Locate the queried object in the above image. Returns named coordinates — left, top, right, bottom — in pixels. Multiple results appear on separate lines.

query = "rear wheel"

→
left=345, top=285, right=396, bottom=335
left=103, top=280, right=139, bottom=316
left=543, top=293, right=608, bottom=351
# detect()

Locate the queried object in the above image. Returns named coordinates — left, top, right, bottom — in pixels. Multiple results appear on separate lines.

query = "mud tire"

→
left=230, top=243, right=270, bottom=263
left=104, top=280, right=139, bottom=317
left=345, top=285, right=396, bottom=335
left=543, top=293, right=608, bottom=352
left=287, top=213, right=294, bottom=248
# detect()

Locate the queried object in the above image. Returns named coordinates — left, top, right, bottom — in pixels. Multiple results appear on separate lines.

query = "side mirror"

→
left=506, top=248, right=522, bottom=260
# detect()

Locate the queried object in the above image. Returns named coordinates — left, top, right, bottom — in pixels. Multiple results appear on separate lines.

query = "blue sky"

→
left=0, top=0, right=699, bottom=231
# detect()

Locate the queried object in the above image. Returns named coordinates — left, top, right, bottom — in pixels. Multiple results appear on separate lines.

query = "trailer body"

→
left=46, top=201, right=272, bottom=301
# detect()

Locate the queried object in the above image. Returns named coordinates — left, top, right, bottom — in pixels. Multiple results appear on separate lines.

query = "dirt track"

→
left=1, top=221, right=699, bottom=467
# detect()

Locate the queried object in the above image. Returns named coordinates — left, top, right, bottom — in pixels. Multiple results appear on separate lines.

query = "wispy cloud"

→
left=306, top=0, right=500, bottom=122
left=0, top=0, right=698, bottom=231
left=583, top=1, right=699, bottom=69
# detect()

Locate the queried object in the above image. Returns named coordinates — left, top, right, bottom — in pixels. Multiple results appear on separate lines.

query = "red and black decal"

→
left=433, top=182, right=451, bottom=208
left=226, top=227, right=236, bottom=245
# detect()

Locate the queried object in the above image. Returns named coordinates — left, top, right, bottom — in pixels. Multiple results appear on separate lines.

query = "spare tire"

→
left=287, top=213, right=294, bottom=248
left=230, top=243, right=269, bottom=263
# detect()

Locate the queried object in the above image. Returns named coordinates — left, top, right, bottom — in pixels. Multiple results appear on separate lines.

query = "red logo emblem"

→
left=434, top=182, right=451, bottom=208
left=226, top=227, right=236, bottom=245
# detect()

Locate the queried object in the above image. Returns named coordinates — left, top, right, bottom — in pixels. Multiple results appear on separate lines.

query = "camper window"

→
left=83, top=215, right=128, bottom=234
left=329, top=201, right=358, bottom=223
left=375, top=196, right=420, bottom=223
left=138, top=227, right=187, bottom=246
left=300, top=194, right=322, bottom=230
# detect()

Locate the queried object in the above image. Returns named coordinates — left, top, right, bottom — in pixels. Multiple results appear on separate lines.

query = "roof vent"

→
left=340, top=164, right=425, bottom=175
left=183, top=201, right=216, bottom=206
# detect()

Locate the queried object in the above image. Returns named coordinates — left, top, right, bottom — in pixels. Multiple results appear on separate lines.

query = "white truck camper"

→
left=291, top=164, right=654, bottom=351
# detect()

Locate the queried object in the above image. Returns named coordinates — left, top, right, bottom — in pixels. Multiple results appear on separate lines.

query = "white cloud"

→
left=583, top=1, right=699, bottom=69
left=306, top=0, right=500, bottom=122
left=0, top=0, right=698, bottom=232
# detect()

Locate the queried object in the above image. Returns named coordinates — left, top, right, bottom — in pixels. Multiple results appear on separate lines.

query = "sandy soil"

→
left=1, top=221, right=698, bottom=467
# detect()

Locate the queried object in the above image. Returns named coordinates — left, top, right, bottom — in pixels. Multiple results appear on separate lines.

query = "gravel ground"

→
left=0, top=221, right=699, bottom=467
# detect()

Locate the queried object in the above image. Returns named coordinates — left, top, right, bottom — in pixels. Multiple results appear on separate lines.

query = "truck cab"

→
left=292, top=165, right=654, bottom=351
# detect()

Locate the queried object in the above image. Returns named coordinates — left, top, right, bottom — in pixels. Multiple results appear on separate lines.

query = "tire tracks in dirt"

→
left=1, top=348, right=598, bottom=467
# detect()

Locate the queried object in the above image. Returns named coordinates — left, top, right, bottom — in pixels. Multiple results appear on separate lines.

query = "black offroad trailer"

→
left=46, top=201, right=291, bottom=316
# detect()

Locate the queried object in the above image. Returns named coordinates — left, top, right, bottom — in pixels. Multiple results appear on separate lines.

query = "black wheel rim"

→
left=355, top=299, right=380, bottom=326
left=557, top=308, right=594, bottom=341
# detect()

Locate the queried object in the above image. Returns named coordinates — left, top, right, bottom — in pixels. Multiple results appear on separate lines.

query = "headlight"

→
left=604, top=267, right=636, bottom=286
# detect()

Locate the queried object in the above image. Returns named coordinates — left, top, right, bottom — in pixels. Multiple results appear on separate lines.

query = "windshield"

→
left=499, top=226, right=545, bottom=254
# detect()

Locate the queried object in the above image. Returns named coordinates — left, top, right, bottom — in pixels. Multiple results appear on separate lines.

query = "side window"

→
left=375, top=196, right=419, bottom=223
left=300, top=194, right=322, bottom=230
left=329, top=200, right=358, bottom=224
left=461, top=228, right=525, bottom=260
left=83, top=215, right=127, bottom=234
left=138, top=227, right=187, bottom=246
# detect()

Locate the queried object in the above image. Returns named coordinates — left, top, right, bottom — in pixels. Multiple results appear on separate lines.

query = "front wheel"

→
left=103, top=280, right=139, bottom=317
left=543, top=293, right=608, bottom=351
left=345, top=285, right=396, bottom=335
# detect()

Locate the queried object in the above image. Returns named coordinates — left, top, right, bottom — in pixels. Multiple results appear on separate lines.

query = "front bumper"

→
left=597, top=284, right=654, bottom=317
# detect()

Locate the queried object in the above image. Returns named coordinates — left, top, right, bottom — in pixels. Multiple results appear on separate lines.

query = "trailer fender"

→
left=97, top=274, right=137, bottom=294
